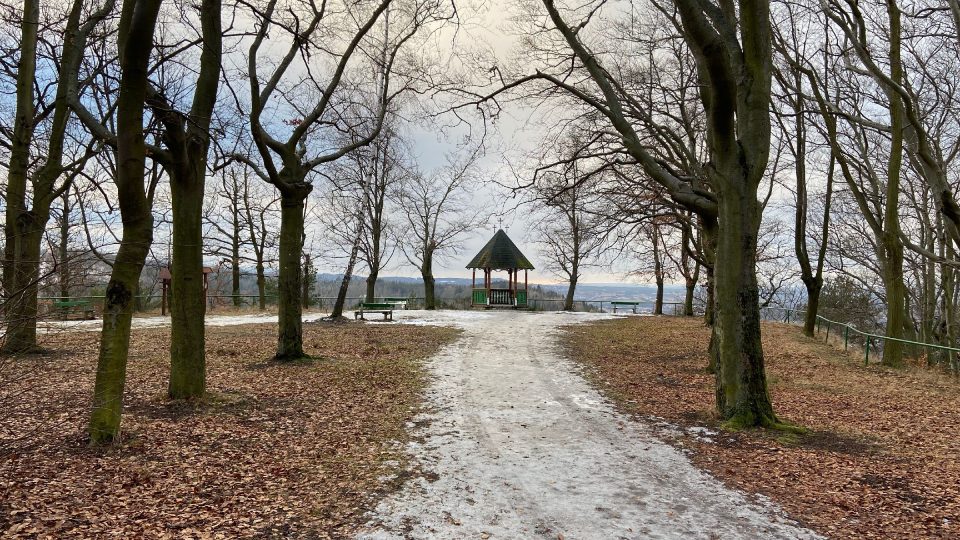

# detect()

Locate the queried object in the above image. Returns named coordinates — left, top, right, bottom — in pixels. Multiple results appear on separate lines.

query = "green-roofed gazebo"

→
left=467, top=229, right=534, bottom=308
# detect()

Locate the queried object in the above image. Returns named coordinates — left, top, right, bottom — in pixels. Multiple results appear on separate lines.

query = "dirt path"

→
left=359, top=310, right=819, bottom=539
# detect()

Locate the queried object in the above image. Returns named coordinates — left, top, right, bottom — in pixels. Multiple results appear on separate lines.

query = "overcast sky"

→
left=308, top=0, right=641, bottom=285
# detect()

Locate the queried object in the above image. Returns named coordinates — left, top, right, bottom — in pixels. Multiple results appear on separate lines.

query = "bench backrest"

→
left=361, top=303, right=394, bottom=309
left=53, top=300, right=91, bottom=308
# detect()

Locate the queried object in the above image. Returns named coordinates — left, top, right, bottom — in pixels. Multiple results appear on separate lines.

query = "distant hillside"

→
left=312, top=275, right=686, bottom=303
left=313, top=275, right=563, bottom=304
left=538, top=283, right=687, bottom=302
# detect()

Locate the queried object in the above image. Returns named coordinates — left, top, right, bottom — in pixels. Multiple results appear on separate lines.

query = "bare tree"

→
left=0, top=0, right=103, bottom=353
left=533, top=155, right=606, bottom=312
left=394, top=149, right=483, bottom=309
left=88, top=0, right=163, bottom=444
left=229, top=0, right=451, bottom=359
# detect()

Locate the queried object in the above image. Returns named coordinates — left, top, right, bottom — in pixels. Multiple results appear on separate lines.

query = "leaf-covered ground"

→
left=563, top=316, right=960, bottom=539
left=0, top=321, right=459, bottom=538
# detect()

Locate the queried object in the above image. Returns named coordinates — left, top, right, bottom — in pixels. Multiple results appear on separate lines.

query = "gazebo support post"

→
left=485, top=269, right=491, bottom=305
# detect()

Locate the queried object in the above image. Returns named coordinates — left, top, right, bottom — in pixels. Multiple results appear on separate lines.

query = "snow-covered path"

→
left=38, top=310, right=334, bottom=333
left=358, top=310, right=818, bottom=540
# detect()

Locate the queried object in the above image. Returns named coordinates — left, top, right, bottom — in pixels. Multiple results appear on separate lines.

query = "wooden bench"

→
left=610, top=301, right=642, bottom=314
left=355, top=302, right=394, bottom=321
left=383, top=297, right=408, bottom=310
left=52, top=299, right=95, bottom=320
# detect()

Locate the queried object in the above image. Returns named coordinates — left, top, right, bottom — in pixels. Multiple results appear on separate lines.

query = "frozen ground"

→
left=357, top=310, right=820, bottom=540
left=45, top=308, right=818, bottom=538
left=38, top=310, right=334, bottom=333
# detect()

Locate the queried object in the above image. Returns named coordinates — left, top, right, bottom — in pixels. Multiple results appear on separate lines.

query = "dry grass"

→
left=564, top=316, right=960, bottom=539
left=0, top=321, right=459, bottom=538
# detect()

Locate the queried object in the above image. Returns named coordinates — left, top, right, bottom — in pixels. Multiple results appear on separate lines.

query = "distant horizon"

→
left=313, top=272, right=686, bottom=289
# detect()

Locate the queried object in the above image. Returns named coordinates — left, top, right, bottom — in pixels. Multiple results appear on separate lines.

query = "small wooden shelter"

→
left=467, top=229, right=534, bottom=308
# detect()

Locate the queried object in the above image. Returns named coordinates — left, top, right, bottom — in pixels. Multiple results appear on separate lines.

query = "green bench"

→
left=52, top=299, right=95, bottom=320
left=355, top=302, right=394, bottom=321
left=610, top=301, right=642, bottom=314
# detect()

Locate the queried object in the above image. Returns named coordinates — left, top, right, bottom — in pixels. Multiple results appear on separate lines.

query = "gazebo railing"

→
left=472, top=288, right=487, bottom=304
left=489, top=288, right=512, bottom=305
left=471, top=287, right=528, bottom=307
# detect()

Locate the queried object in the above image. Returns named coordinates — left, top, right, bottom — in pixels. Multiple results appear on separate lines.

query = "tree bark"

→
left=653, top=228, right=664, bottom=315
left=256, top=263, right=266, bottom=310
left=423, top=274, right=436, bottom=310
left=1, top=0, right=41, bottom=354
left=684, top=277, right=696, bottom=316
left=712, top=185, right=777, bottom=427
left=231, top=215, right=241, bottom=307
left=162, top=0, right=220, bottom=398
left=332, top=228, right=362, bottom=318
left=276, top=194, right=307, bottom=359
left=2, top=0, right=38, bottom=300
left=880, top=0, right=907, bottom=367
left=88, top=0, right=162, bottom=444
left=59, top=191, right=72, bottom=298
left=3, top=0, right=108, bottom=353
left=563, top=274, right=577, bottom=312
left=168, top=165, right=207, bottom=399
left=302, top=253, right=312, bottom=309
left=422, top=250, right=436, bottom=310
left=2, top=223, right=45, bottom=353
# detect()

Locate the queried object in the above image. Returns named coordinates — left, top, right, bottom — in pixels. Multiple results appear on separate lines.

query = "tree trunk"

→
left=59, top=192, right=71, bottom=298
left=712, top=189, right=777, bottom=428
left=332, top=232, right=361, bottom=318
left=256, top=263, right=266, bottom=310
left=684, top=278, right=696, bottom=316
left=702, top=218, right=719, bottom=373
left=801, top=278, right=822, bottom=337
left=302, top=253, right=312, bottom=309
left=653, top=227, right=664, bottom=315
left=564, top=273, right=577, bottom=311
left=88, top=0, right=162, bottom=444
left=276, top=194, right=306, bottom=360
left=89, top=219, right=153, bottom=443
left=880, top=0, right=907, bottom=367
left=168, top=165, right=207, bottom=399
left=654, top=277, right=664, bottom=316
left=2, top=222, right=45, bottom=353
left=365, top=271, right=378, bottom=303
left=231, top=218, right=241, bottom=307
left=423, top=274, right=436, bottom=310
left=1, top=0, right=39, bottom=352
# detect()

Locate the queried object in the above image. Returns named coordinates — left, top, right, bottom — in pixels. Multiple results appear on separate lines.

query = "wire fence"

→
left=760, top=306, right=960, bottom=370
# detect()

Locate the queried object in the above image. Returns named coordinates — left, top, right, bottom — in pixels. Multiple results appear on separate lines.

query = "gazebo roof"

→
left=466, top=229, right=534, bottom=270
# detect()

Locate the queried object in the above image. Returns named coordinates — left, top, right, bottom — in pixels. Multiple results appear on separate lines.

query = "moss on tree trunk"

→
left=712, top=187, right=778, bottom=428
left=88, top=0, right=162, bottom=444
